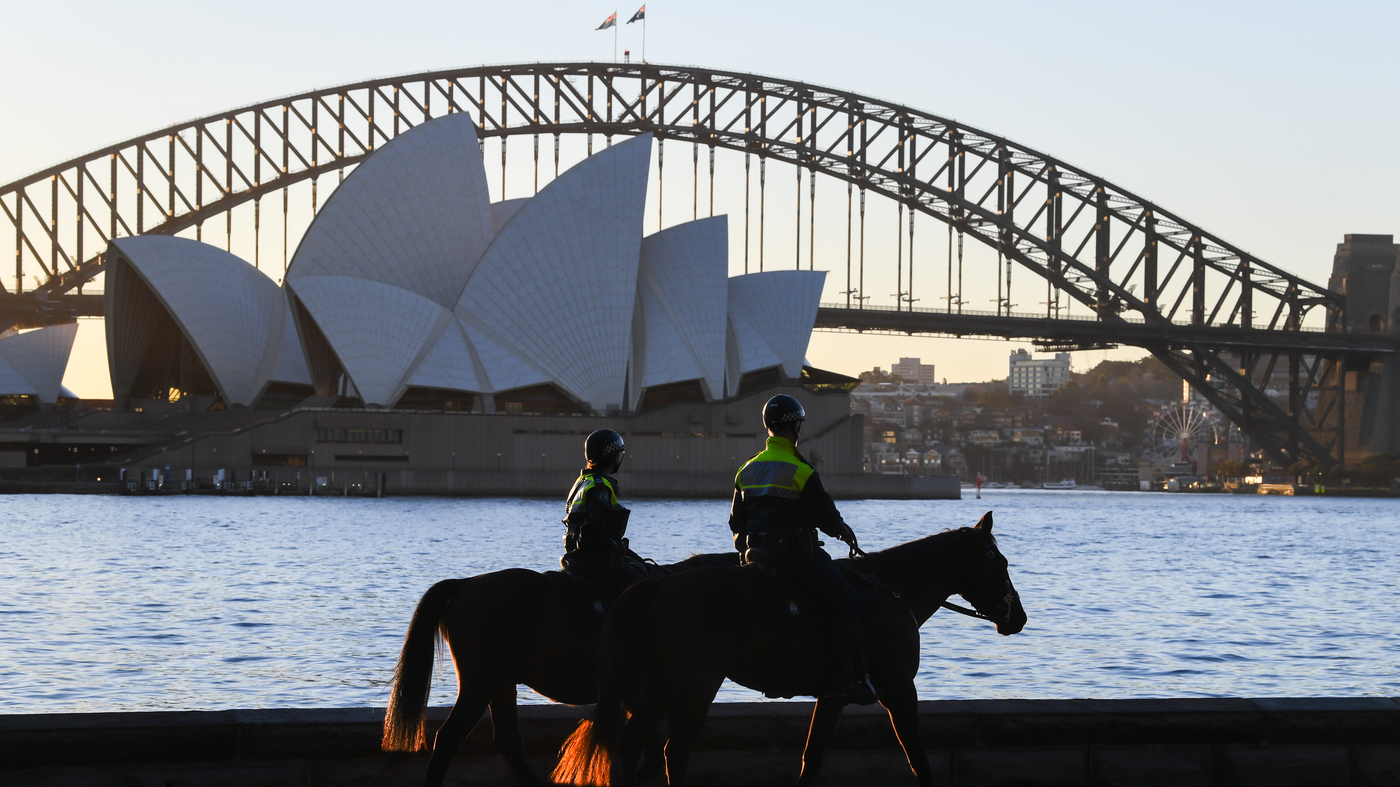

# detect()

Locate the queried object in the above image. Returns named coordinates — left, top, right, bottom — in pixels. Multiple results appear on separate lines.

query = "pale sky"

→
left=3, top=0, right=1396, bottom=397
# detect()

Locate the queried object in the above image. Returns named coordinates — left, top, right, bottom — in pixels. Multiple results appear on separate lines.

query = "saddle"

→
left=554, top=547, right=663, bottom=612
left=734, top=561, right=851, bottom=633
left=543, top=570, right=611, bottom=619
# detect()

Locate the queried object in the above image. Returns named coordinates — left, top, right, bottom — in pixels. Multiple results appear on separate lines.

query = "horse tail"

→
left=382, top=578, right=465, bottom=753
left=553, top=579, right=665, bottom=786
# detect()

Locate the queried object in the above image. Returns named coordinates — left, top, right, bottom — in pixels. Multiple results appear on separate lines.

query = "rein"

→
left=845, top=542, right=993, bottom=622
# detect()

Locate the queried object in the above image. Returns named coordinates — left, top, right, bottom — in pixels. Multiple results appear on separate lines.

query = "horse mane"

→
left=864, top=527, right=992, bottom=580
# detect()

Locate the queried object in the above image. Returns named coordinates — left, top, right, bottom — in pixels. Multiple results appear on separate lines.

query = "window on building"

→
left=315, top=428, right=403, bottom=443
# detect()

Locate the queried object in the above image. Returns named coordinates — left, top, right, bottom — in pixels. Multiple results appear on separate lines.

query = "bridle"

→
left=846, top=541, right=1018, bottom=626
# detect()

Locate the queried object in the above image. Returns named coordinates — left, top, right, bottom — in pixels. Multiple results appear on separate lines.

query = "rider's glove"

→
left=838, top=523, right=859, bottom=551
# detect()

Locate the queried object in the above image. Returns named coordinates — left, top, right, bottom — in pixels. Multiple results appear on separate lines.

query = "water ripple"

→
left=0, top=491, right=1397, bottom=712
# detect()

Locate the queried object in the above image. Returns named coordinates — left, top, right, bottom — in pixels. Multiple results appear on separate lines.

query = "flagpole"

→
left=643, top=13, right=646, bottom=62
left=614, top=10, right=618, bottom=62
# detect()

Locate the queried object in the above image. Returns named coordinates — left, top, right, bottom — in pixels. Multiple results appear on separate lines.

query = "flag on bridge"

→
left=627, top=6, right=645, bottom=23
left=596, top=11, right=617, bottom=30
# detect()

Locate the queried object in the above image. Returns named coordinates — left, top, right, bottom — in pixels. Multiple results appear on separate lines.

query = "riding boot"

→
left=828, top=584, right=878, bottom=704
left=838, top=649, right=879, bottom=706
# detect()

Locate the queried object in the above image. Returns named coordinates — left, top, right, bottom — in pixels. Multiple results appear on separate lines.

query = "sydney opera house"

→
left=104, top=118, right=830, bottom=416
left=0, top=114, right=894, bottom=496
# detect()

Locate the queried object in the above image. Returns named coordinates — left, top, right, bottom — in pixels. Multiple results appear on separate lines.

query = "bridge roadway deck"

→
left=0, top=293, right=102, bottom=329
left=3, top=699, right=1397, bottom=786
left=816, top=306, right=1400, bottom=356
left=6, top=295, right=1397, bottom=358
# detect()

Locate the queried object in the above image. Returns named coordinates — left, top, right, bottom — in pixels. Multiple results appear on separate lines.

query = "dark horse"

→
left=554, top=512, right=1026, bottom=786
left=382, top=552, right=737, bottom=786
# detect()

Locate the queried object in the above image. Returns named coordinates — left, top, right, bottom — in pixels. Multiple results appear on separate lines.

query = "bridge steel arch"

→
left=1, top=62, right=1388, bottom=468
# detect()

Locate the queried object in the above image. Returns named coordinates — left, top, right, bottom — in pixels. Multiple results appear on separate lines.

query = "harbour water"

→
left=1, top=491, right=1397, bottom=713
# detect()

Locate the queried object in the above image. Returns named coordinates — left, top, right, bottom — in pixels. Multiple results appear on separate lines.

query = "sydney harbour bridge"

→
left=2, top=62, right=1395, bottom=470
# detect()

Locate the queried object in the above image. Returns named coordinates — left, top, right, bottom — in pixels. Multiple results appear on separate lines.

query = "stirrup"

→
left=836, top=675, right=879, bottom=706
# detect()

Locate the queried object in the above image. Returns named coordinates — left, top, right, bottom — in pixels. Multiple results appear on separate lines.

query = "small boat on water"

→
left=1042, top=479, right=1077, bottom=490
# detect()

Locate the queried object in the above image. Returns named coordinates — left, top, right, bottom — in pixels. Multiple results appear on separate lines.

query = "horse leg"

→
left=879, top=681, right=935, bottom=787
left=637, top=725, right=666, bottom=783
left=614, top=706, right=661, bottom=787
left=423, top=686, right=492, bottom=787
left=796, top=697, right=847, bottom=787
left=661, top=686, right=721, bottom=786
left=489, top=686, right=543, bottom=786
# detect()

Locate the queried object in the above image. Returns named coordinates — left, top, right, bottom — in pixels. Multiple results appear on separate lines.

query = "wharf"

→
left=3, top=698, right=1398, bottom=786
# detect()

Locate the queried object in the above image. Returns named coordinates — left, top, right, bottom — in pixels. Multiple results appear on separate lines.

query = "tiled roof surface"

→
left=727, top=270, right=826, bottom=379
left=287, top=275, right=451, bottom=406
left=407, top=319, right=481, bottom=392
left=0, top=323, right=77, bottom=401
left=637, top=216, right=728, bottom=398
left=287, top=113, right=494, bottom=307
left=457, top=134, right=652, bottom=410
left=111, top=236, right=284, bottom=406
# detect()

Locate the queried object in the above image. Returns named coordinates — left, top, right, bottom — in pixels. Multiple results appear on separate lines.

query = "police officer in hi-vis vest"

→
left=730, top=395, right=874, bottom=700
left=561, top=429, right=648, bottom=598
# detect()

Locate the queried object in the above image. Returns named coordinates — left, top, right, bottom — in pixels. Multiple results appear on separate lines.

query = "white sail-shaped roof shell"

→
left=108, top=236, right=292, bottom=406
left=88, top=127, right=844, bottom=415
left=490, top=198, right=531, bottom=238
left=726, top=270, right=826, bottom=387
left=0, top=322, right=78, bottom=402
left=0, top=355, right=37, bottom=396
left=456, top=134, right=652, bottom=410
left=407, top=319, right=481, bottom=393
left=635, top=217, right=728, bottom=399
left=267, top=305, right=313, bottom=386
left=286, top=113, right=494, bottom=307
left=287, top=275, right=451, bottom=406
left=455, top=317, right=551, bottom=393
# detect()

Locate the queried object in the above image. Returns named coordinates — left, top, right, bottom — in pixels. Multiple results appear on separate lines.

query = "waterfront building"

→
left=1008, top=348, right=1072, bottom=398
left=1010, top=429, right=1044, bottom=446
left=891, top=357, right=936, bottom=385
left=967, top=430, right=1001, bottom=447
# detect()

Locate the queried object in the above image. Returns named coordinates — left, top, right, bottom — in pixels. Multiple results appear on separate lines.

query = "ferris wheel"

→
left=1150, top=402, right=1220, bottom=466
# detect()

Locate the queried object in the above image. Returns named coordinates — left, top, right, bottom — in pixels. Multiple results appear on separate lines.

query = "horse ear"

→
left=975, top=511, right=993, bottom=532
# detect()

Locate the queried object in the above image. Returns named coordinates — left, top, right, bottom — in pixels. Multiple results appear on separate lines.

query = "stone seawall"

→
left=3, top=698, right=1398, bottom=786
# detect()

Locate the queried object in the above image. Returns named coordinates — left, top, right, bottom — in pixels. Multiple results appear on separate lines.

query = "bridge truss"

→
left=2, top=62, right=1392, bottom=468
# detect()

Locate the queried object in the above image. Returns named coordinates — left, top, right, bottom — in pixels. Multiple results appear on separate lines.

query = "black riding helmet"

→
left=762, top=394, right=806, bottom=434
left=584, top=428, right=626, bottom=466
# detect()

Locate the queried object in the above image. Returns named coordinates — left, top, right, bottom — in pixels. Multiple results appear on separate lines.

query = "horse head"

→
left=960, top=511, right=1027, bottom=636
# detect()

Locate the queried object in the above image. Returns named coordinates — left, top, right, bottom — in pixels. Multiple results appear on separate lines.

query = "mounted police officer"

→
left=561, top=429, right=648, bottom=599
left=729, top=394, right=874, bottom=701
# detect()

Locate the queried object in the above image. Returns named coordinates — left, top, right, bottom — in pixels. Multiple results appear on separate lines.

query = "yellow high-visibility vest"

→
left=736, top=436, right=814, bottom=500
left=565, top=473, right=620, bottom=521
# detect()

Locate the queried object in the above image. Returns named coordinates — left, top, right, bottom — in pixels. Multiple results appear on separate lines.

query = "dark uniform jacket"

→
left=563, top=470, right=630, bottom=560
left=729, top=436, right=848, bottom=554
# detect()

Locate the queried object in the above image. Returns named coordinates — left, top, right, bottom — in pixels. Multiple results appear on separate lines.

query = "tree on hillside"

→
left=1211, top=459, right=1253, bottom=479
left=1062, top=356, right=1181, bottom=443
left=977, top=389, right=1017, bottom=411
left=1332, top=454, right=1400, bottom=487
left=1047, top=380, right=1083, bottom=415
left=859, top=368, right=898, bottom=384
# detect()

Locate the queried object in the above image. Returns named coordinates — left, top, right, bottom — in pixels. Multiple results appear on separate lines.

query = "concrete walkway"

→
left=3, top=698, right=1398, bottom=786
